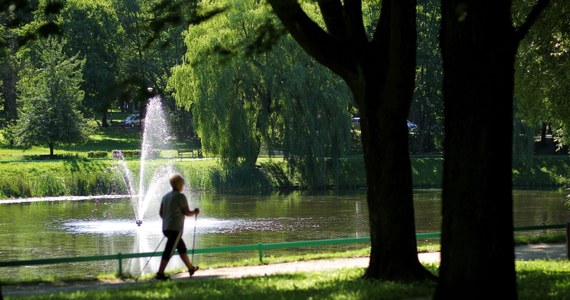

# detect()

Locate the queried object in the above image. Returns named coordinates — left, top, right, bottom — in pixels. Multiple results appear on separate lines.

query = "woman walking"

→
left=155, top=174, right=200, bottom=280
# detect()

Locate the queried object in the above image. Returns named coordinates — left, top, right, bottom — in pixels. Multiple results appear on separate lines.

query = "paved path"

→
left=2, top=243, right=567, bottom=298
left=174, top=252, right=441, bottom=280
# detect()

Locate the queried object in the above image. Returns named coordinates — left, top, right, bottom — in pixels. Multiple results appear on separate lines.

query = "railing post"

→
left=117, top=253, right=123, bottom=278
left=258, top=243, right=264, bottom=264
left=566, top=223, right=570, bottom=260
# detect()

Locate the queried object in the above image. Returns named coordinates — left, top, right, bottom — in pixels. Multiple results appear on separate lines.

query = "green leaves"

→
left=515, top=0, right=570, bottom=145
left=11, top=37, right=92, bottom=155
left=169, top=0, right=352, bottom=186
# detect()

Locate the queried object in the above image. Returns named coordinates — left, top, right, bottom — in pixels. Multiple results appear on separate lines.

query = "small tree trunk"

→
left=102, top=111, right=109, bottom=128
left=49, top=143, right=55, bottom=157
left=1, top=58, right=18, bottom=121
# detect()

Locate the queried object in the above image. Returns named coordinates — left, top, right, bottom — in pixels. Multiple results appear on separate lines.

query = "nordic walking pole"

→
left=135, top=236, right=166, bottom=282
left=191, top=212, right=198, bottom=262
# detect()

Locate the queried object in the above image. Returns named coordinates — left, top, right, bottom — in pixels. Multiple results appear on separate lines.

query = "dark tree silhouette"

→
left=435, top=0, right=551, bottom=298
left=268, top=0, right=434, bottom=281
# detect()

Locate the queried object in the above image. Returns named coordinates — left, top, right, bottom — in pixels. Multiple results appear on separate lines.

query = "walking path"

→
left=173, top=252, right=440, bottom=281
left=2, top=243, right=567, bottom=298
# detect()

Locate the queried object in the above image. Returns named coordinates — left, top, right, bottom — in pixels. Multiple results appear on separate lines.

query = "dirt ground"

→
left=2, top=243, right=567, bottom=298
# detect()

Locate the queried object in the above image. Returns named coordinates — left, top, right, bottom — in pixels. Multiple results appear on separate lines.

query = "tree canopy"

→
left=169, top=0, right=352, bottom=186
left=10, top=37, right=92, bottom=156
left=515, top=0, right=570, bottom=146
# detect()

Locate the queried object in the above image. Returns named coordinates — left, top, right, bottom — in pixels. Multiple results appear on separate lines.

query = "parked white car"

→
left=123, top=114, right=143, bottom=128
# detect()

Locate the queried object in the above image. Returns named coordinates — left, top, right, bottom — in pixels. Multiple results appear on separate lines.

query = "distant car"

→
left=407, top=120, right=418, bottom=134
left=123, top=114, right=143, bottom=128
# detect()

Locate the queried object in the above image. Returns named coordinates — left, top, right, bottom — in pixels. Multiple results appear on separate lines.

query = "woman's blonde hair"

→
left=169, top=174, right=185, bottom=191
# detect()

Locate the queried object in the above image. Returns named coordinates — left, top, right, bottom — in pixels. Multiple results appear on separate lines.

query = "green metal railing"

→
left=0, top=224, right=567, bottom=278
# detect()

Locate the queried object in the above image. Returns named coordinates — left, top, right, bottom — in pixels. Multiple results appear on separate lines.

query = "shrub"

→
left=117, top=150, right=160, bottom=159
left=87, top=151, right=108, bottom=158
left=23, top=154, right=79, bottom=160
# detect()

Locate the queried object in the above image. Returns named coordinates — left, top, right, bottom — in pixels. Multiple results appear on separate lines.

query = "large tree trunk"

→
left=357, top=1, right=431, bottom=280
left=437, top=0, right=551, bottom=297
left=269, top=0, right=433, bottom=281
left=359, top=88, right=429, bottom=280
left=434, top=0, right=550, bottom=297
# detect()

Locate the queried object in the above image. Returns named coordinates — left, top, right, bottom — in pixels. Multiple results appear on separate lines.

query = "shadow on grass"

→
left=517, top=261, right=570, bottom=300
left=30, top=270, right=435, bottom=300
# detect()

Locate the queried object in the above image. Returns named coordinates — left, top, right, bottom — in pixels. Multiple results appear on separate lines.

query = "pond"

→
left=0, top=189, right=568, bottom=280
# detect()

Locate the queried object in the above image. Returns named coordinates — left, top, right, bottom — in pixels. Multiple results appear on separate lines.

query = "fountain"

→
left=39, top=95, right=203, bottom=277
left=111, top=95, right=197, bottom=275
left=114, top=96, right=177, bottom=225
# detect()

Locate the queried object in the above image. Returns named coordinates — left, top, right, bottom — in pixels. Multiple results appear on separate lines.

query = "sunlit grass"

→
left=8, top=261, right=570, bottom=300
left=3, top=245, right=570, bottom=299
left=514, top=233, right=567, bottom=245
left=11, top=268, right=437, bottom=300
left=517, top=260, right=570, bottom=299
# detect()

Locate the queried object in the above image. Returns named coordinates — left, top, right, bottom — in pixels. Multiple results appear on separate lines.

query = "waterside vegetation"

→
left=2, top=149, right=570, bottom=199
left=1, top=126, right=570, bottom=198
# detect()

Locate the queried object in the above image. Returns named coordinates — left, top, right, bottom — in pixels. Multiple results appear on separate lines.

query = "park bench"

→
left=177, top=149, right=203, bottom=159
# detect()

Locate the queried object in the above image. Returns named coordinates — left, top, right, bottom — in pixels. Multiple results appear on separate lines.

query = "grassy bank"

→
left=1, top=126, right=570, bottom=198
left=1, top=155, right=570, bottom=198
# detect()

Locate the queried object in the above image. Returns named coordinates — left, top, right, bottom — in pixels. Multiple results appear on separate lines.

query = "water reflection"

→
left=64, top=219, right=149, bottom=235
left=0, top=189, right=568, bottom=280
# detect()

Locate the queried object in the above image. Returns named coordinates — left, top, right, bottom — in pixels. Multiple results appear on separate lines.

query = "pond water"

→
left=0, top=189, right=568, bottom=280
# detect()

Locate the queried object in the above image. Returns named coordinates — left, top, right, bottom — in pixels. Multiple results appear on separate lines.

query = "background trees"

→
left=10, top=37, right=91, bottom=156
left=59, top=0, right=123, bottom=127
left=514, top=0, right=570, bottom=150
left=410, top=0, right=443, bottom=154
left=113, top=0, right=196, bottom=139
left=0, top=0, right=38, bottom=123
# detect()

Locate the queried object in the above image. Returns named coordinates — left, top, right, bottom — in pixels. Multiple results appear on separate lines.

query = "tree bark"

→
left=359, top=86, right=429, bottom=280
left=1, top=56, right=19, bottom=121
left=436, top=0, right=550, bottom=297
left=269, top=0, right=433, bottom=281
left=102, top=110, right=109, bottom=127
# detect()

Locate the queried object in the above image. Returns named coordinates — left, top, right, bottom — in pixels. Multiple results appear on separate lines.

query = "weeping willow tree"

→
left=169, top=0, right=352, bottom=187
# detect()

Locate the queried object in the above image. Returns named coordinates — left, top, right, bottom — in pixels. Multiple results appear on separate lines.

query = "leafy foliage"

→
left=515, top=0, right=570, bottom=145
left=58, top=0, right=123, bottom=122
left=169, top=0, right=352, bottom=187
left=411, top=0, right=444, bottom=154
left=10, top=37, right=92, bottom=155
